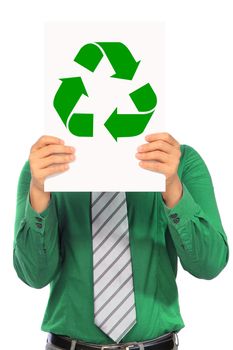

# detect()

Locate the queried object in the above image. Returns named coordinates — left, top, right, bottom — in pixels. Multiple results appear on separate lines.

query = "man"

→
left=13, top=132, right=229, bottom=350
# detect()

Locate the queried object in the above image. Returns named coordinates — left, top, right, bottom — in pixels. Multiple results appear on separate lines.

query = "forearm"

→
left=169, top=215, right=228, bottom=279
left=14, top=239, right=60, bottom=289
left=14, top=194, right=61, bottom=288
left=184, top=219, right=228, bottom=279
left=162, top=183, right=229, bottom=279
left=14, top=161, right=61, bottom=288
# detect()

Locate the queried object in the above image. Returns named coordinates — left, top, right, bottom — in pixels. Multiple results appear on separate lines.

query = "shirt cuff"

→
left=24, top=191, right=57, bottom=235
left=161, top=183, right=200, bottom=227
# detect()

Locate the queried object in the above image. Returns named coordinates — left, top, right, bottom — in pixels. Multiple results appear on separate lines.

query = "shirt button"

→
left=35, top=223, right=43, bottom=228
left=173, top=217, right=180, bottom=224
left=35, top=216, right=43, bottom=222
left=169, top=213, right=178, bottom=219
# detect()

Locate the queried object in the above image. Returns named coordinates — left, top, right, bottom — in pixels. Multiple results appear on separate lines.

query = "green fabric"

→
left=13, top=144, right=229, bottom=343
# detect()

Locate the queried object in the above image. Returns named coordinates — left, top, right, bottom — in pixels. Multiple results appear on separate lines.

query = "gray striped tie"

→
left=91, top=192, right=137, bottom=343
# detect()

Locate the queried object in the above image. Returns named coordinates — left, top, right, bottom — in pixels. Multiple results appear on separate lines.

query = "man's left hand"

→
left=135, top=132, right=183, bottom=208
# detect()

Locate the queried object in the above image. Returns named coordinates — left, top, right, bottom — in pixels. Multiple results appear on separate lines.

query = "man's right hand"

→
left=28, top=135, right=75, bottom=212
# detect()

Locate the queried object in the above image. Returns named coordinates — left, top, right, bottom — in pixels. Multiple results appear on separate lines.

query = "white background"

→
left=44, top=21, right=166, bottom=192
left=0, top=1, right=232, bottom=349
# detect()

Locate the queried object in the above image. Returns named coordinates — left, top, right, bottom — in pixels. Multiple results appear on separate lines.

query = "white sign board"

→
left=44, top=21, right=166, bottom=192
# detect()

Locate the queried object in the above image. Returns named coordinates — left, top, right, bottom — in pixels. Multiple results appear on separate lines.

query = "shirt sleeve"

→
left=161, top=144, right=229, bottom=279
left=13, top=160, right=61, bottom=288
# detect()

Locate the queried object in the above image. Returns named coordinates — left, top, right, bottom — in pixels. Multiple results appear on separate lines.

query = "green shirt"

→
left=13, top=144, right=229, bottom=344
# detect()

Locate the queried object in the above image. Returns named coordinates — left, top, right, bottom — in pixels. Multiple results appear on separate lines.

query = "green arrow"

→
left=104, top=108, right=154, bottom=141
left=73, top=43, right=103, bottom=73
left=104, top=82, right=157, bottom=140
left=53, top=77, right=88, bottom=125
left=68, top=113, right=93, bottom=137
left=129, top=83, right=157, bottom=112
left=74, top=42, right=140, bottom=80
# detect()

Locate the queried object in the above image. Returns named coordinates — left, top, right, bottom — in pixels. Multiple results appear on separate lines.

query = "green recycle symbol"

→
left=53, top=42, right=157, bottom=141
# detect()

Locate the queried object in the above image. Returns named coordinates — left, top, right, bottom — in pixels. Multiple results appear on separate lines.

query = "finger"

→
left=39, top=153, right=75, bottom=169
left=136, top=150, right=169, bottom=163
left=138, top=160, right=168, bottom=174
left=31, top=135, right=64, bottom=152
left=144, top=132, right=180, bottom=147
left=36, top=145, right=75, bottom=159
left=41, top=163, right=70, bottom=178
left=137, top=140, right=173, bottom=154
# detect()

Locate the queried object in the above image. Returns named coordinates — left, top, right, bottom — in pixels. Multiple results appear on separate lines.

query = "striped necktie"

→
left=91, top=192, right=137, bottom=343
